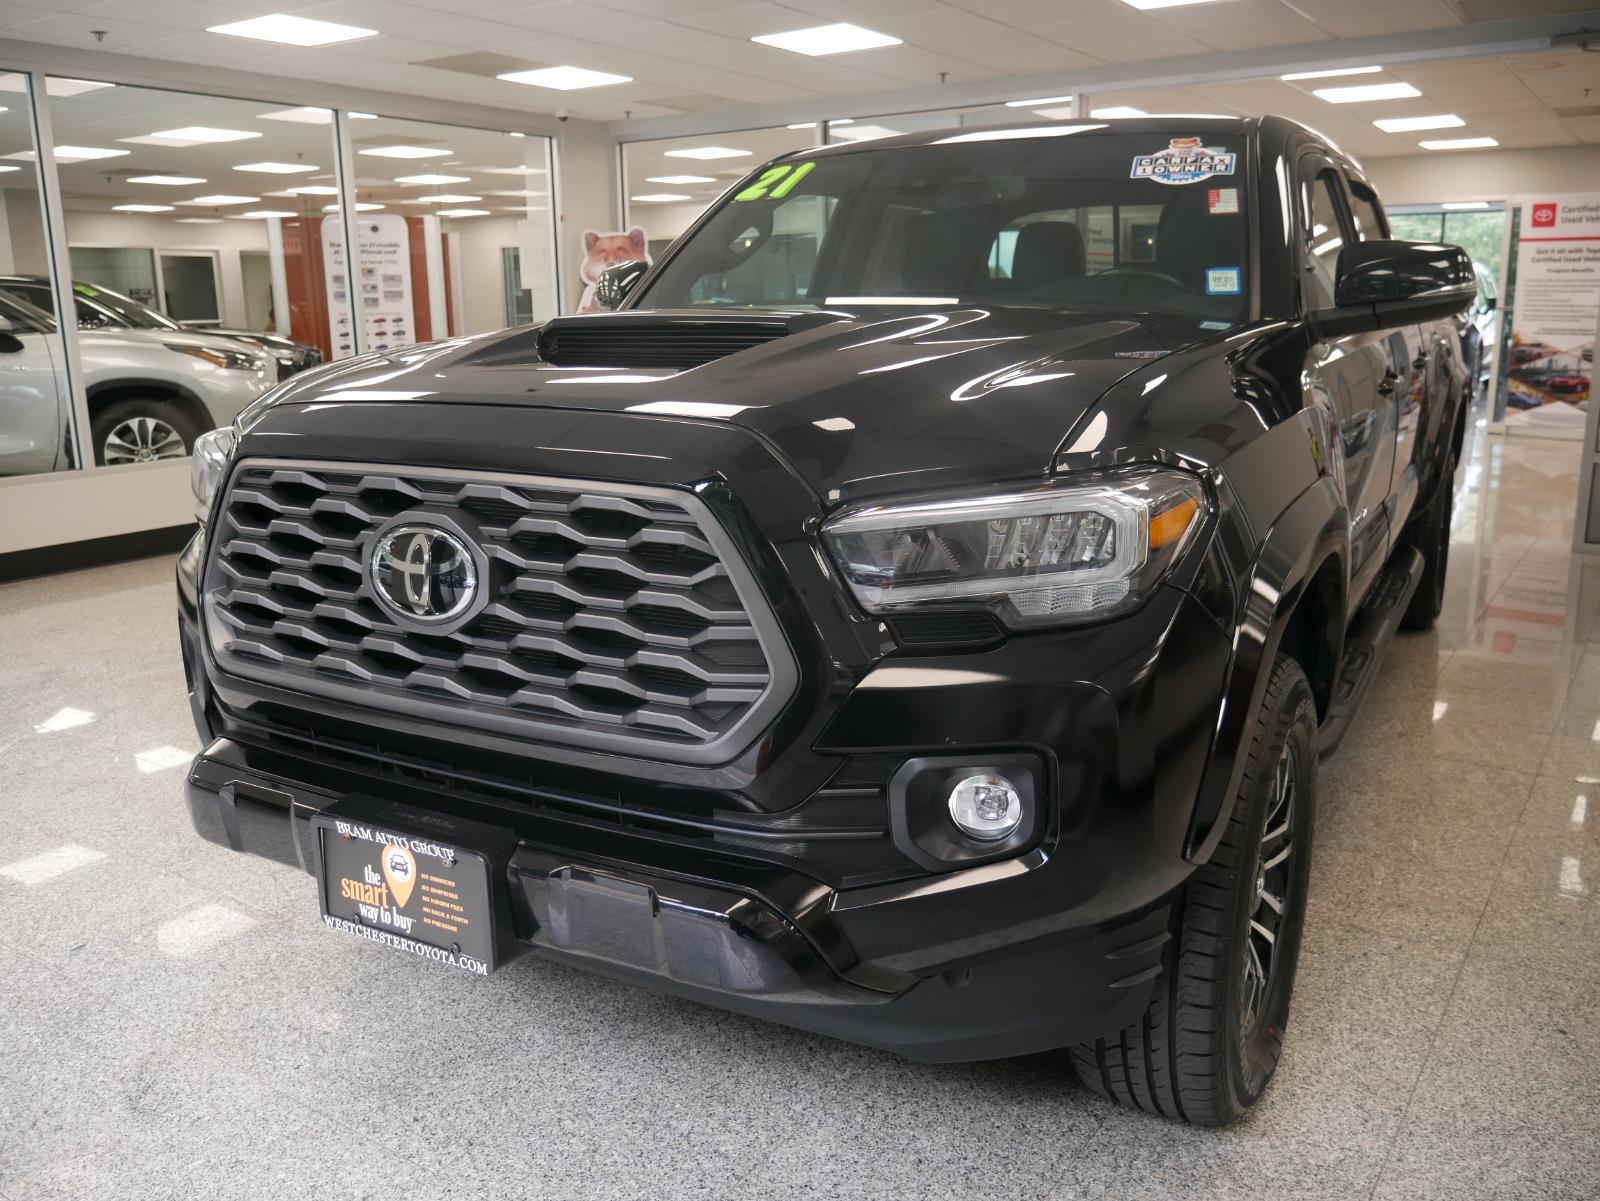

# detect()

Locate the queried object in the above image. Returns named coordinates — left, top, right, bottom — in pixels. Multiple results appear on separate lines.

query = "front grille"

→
left=201, top=460, right=796, bottom=764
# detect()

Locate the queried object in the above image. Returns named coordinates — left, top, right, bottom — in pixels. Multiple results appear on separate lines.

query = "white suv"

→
left=0, top=290, right=276, bottom=473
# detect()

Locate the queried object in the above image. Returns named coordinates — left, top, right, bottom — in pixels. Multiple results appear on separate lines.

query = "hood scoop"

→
left=536, top=313, right=797, bottom=370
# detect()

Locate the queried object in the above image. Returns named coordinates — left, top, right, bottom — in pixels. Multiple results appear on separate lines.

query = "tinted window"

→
left=1347, top=181, right=1387, bottom=242
left=641, top=130, right=1252, bottom=324
left=1303, top=169, right=1346, bottom=310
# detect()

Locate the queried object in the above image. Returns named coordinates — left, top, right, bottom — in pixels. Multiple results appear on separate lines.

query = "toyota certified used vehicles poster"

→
left=1504, top=195, right=1598, bottom=433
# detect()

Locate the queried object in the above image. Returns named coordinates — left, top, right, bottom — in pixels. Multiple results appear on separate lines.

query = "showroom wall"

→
left=1366, top=145, right=1600, bottom=205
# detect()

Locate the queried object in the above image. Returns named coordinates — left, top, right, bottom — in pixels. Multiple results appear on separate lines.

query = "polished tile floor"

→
left=3, top=424, right=1599, bottom=1201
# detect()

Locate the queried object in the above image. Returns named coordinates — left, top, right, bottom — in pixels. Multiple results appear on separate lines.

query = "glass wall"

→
left=0, top=73, right=76, bottom=477
left=1387, top=207, right=1507, bottom=281
left=0, top=75, right=560, bottom=474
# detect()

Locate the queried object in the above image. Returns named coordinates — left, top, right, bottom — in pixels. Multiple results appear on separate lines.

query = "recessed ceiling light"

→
left=1119, top=0, right=1227, bottom=7
left=1313, top=82, right=1422, bottom=103
left=112, top=203, right=174, bottom=212
left=647, top=175, right=715, bottom=185
left=631, top=193, right=691, bottom=202
left=478, top=165, right=548, bottom=175
left=359, top=145, right=450, bottom=159
left=237, top=209, right=298, bottom=218
left=206, top=14, right=378, bottom=47
left=286, top=185, right=339, bottom=195
left=1374, top=114, right=1464, bottom=133
left=179, top=194, right=259, bottom=206
left=751, top=23, right=901, bottom=55
left=258, top=106, right=332, bottom=125
left=127, top=174, right=207, bottom=186
left=174, top=217, right=223, bottom=224
left=1442, top=200, right=1492, bottom=210
left=233, top=161, right=319, bottom=174
left=324, top=202, right=383, bottom=211
left=127, top=126, right=262, bottom=147
left=828, top=124, right=902, bottom=142
left=488, top=189, right=546, bottom=198
left=1089, top=106, right=1147, bottom=119
left=497, top=66, right=632, bottom=90
left=0, top=76, right=114, bottom=97
left=3, top=145, right=128, bottom=162
left=0, top=165, right=18, bottom=174
left=1006, top=95, right=1074, bottom=108
left=1420, top=136, right=1498, bottom=150
left=786, top=120, right=822, bottom=130
left=435, top=208, right=488, bottom=217
left=664, top=146, right=751, bottom=160
left=393, top=173, right=470, bottom=185
left=413, top=194, right=480, bottom=203
left=1281, top=65, right=1382, bottom=81
left=348, top=112, right=377, bottom=120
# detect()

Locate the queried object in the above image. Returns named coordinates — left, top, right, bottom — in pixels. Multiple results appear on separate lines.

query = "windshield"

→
left=638, top=128, right=1251, bottom=325
left=73, top=282, right=180, bottom=330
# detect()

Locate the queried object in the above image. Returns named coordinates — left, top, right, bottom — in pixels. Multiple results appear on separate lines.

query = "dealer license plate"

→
left=313, top=798, right=510, bottom=976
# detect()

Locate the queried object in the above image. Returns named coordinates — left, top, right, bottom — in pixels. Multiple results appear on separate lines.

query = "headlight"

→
left=822, top=468, right=1207, bottom=629
left=191, top=426, right=236, bottom=525
left=166, top=343, right=263, bottom=372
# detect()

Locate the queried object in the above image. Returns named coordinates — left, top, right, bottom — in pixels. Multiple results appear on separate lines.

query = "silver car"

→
left=0, top=290, right=274, bottom=474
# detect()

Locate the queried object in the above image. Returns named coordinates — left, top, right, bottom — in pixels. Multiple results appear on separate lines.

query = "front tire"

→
left=1069, top=655, right=1318, bottom=1126
left=90, top=397, right=204, bottom=467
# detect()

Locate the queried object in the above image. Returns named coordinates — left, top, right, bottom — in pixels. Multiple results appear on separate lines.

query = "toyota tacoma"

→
left=177, top=116, right=1473, bottom=1125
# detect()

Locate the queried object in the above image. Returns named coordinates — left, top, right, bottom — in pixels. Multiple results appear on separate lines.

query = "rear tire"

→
left=1400, top=452, right=1457, bottom=632
left=90, top=397, right=204, bottom=467
left=1069, top=655, right=1318, bottom=1126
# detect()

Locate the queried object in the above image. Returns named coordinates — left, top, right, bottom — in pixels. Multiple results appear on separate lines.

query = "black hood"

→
left=247, top=306, right=1224, bottom=501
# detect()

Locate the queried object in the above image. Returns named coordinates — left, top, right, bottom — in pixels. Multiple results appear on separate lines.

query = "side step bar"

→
left=1318, top=545, right=1424, bottom=759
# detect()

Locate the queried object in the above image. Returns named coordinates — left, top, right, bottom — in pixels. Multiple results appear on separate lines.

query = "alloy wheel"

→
left=103, top=416, right=186, bottom=465
left=1240, top=743, right=1296, bottom=1039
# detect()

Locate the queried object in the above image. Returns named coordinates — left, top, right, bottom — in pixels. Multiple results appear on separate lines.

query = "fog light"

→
left=947, top=773, right=1023, bottom=841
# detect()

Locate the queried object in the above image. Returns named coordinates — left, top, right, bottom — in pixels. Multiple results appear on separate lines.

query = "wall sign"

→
left=1504, top=194, right=1598, bottom=435
left=321, top=214, right=416, bottom=360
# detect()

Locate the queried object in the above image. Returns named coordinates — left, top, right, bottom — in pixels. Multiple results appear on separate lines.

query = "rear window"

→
left=639, top=128, right=1252, bottom=325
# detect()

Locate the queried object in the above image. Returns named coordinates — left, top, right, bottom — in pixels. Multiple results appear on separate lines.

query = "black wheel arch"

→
left=86, top=379, right=215, bottom=435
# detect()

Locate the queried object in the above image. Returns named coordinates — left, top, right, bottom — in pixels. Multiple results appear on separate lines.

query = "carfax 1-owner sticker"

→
left=1131, top=137, right=1237, bottom=186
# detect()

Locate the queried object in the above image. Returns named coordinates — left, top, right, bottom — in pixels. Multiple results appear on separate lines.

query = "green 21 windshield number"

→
left=734, top=161, right=816, bottom=203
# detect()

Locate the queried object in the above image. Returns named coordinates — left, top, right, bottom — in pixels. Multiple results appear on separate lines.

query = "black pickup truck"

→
left=177, top=115, right=1473, bottom=1126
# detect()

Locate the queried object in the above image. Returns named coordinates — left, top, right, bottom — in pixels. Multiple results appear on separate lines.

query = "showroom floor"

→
left=3, top=424, right=1598, bottom=1201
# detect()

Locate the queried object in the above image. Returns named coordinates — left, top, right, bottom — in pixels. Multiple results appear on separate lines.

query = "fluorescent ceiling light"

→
left=258, top=106, right=332, bottom=124
left=286, top=185, right=339, bottom=195
left=0, top=165, right=18, bottom=174
left=0, top=76, right=113, bottom=97
left=324, top=202, right=383, bottom=211
left=179, top=194, right=258, bottom=205
left=130, top=126, right=261, bottom=147
left=786, top=121, right=821, bottom=130
left=112, top=203, right=174, bottom=212
left=1420, top=136, right=1498, bottom=150
left=478, top=165, right=547, bottom=175
left=206, top=14, right=378, bottom=46
left=127, top=174, right=206, bottom=185
left=1120, top=0, right=1229, bottom=7
left=1006, top=95, right=1074, bottom=108
left=751, top=23, right=901, bottom=55
left=631, top=193, right=691, bottom=202
left=413, top=194, right=480, bottom=203
left=394, top=173, right=470, bottom=185
left=1373, top=114, right=1463, bottom=133
left=238, top=209, right=297, bottom=218
left=359, top=145, right=450, bottom=159
left=664, top=146, right=751, bottom=160
left=1281, top=65, right=1381, bottom=81
left=497, top=66, right=632, bottom=90
left=174, top=217, right=223, bottom=223
left=3, top=145, right=128, bottom=161
left=827, top=124, right=901, bottom=141
left=435, top=208, right=488, bottom=217
left=647, top=175, right=715, bottom=184
left=1089, top=106, right=1146, bottom=119
left=1442, top=200, right=1491, bottom=209
left=233, top=161, right=319, bottom=174
left=348, top=112, right=377, bottom=120
left=488, top=189, right=547, bottom=198
left=1313, top=82, right=1421, bottom=103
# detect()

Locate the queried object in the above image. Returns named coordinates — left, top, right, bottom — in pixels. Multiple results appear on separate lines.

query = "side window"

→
left=1301, top=167, right=1347, bottom=310
left=1347, top=180, right=1388, bottom=242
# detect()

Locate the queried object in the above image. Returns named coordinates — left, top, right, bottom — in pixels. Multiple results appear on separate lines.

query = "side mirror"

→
left=1312, top=239, right=1475, bottom=336
left=594, top=260, right=648, bottom=311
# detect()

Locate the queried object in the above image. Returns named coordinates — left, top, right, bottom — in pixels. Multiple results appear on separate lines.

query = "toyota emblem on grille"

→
left=370, top=524, right=477, bottom=623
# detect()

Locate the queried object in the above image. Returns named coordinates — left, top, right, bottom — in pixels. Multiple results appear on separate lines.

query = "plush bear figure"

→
left=577, top=227, right=649, bottom=313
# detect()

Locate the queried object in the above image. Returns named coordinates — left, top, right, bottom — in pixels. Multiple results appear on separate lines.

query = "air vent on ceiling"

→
left=411, top=52, right=543, bottom=78
left=1554, top=104, right=1600, bottom=119
left=536, top=316, right=793, bottom=370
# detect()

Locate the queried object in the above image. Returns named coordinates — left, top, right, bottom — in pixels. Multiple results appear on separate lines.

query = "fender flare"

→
left=1183, top=474, right=1348, bottom=863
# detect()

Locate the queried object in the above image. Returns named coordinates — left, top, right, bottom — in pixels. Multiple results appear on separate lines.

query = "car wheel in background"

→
left=1401, top=450, right=1458, bottom=632
left=91, top=398, right=205, bottom=467
left=1069, top=654, right=1318, bottom=1126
